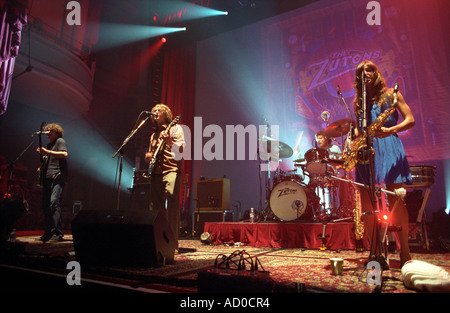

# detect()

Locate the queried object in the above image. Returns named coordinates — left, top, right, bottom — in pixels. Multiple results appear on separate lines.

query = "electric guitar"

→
left=147, top=115, right=181, bottom=177
left=37, top=122, right=48, bottom=187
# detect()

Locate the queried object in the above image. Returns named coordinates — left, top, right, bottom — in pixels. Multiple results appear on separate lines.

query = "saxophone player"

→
left=352, top=60, right=415, bottom=268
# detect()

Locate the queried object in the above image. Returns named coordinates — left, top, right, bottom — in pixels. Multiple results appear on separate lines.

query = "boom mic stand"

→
left=360, top=72, right=389, bottom=272
left=112, top=112, right=152, bottom=211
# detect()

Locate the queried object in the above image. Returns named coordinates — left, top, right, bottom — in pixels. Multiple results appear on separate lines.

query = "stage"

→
left=1, top=229, right=449, bottom=296
left=203, top=221, right=370, bottom=251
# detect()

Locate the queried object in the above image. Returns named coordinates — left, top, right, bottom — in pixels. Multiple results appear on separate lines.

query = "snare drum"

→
left=304, top=148, right=329, bottom=175
left=407, top=165, right=436, bottom=188
left=270, top=180, right=308, bottom=221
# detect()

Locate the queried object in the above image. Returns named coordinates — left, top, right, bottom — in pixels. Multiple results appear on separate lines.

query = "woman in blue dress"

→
left=353, top=60, right=415, bottom=267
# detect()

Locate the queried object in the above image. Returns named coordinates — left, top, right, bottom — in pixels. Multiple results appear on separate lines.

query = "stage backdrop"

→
left=193, top=0, right=449, bottom=218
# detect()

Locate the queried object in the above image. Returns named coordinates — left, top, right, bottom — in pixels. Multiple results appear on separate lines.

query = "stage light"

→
left=200, top=232, right=212, bottom=244
left=158, top=2, right=229, bottom=25
left=161, top=37, right=167, bottom=43
left=95, top=23, right=187, bottom=50
left=379, top=212, right=390, bottom=223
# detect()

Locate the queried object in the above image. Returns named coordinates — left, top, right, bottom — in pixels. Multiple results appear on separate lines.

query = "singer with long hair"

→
left=352, top=60, right=415, bottom=267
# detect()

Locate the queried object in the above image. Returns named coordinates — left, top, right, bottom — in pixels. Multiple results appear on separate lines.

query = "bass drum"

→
left=270, top=180, right=308, bottom=221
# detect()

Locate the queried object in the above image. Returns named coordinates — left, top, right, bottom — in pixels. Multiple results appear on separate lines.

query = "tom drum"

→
left=407, top=165, right=436, bottom=188
left=304, top=148, right=329, bottom=175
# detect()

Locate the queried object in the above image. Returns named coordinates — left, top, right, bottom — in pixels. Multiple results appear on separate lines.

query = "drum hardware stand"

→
left=318, top=223, right=329, bottom=250
left=258, top=127, right=275, bottom=222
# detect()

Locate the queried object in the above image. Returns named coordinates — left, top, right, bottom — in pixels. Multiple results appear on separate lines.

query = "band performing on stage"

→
left=1, top=61, right=436, bottom=271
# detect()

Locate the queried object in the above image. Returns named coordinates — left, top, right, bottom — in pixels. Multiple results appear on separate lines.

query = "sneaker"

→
left=49, top=234, right=63, bottom=242
left=36, top=234, right=52, bottom=242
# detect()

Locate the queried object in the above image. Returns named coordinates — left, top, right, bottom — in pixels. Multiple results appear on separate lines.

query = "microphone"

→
left=143, top=111, right=157, bottom=116
left=34, top=130, right=50, bottom=135
left=321, top=111, right=330, bottom=122
left=337, top=85, right=341, bottom=96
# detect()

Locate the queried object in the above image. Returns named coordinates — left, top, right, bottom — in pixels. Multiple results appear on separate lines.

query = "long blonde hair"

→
left=353, top=60, right=387, bottom=117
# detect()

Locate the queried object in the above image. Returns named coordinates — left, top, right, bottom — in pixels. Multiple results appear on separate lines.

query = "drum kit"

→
left=260, top=118, right=356, bottom=223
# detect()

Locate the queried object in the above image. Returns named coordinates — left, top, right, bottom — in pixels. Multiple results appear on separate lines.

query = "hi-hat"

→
left=324, top=119, right=356, bottom=137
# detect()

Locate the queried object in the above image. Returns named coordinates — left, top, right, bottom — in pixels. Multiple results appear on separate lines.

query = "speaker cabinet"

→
left=71, top=209, right=176, bottom=267
left=196, top=178, right=230, bottom=211
left=130, top=184, right=151, bottom=210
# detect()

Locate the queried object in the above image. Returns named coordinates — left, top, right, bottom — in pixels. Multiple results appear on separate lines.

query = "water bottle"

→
left=250, top=208, right=255, bottom=223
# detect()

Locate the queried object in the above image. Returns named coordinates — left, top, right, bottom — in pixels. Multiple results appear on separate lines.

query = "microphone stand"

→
left=112, top=113, right=151, bottom=211
left=337, top=85, right=356, bottom=146
left=361, top=73, right=389, bottom=272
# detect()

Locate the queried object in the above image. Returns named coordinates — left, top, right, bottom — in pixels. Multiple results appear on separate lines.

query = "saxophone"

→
left=353, top=182, right=365, bottom=248
left=343, top=83, right=399, bottom=172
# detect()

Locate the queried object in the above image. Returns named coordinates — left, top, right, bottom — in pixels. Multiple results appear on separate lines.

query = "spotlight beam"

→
left=96, top=23, right=186, bottom=50
left=156, top=1, right=229, bottom=26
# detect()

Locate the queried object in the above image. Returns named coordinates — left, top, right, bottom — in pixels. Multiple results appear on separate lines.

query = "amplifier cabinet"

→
left=192, top=210, right=234, bottom=235
left=196, top=178, right=230, bottom=211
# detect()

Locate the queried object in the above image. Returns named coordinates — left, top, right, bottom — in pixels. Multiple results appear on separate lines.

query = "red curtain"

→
left=0, top=0, right=28, bottom=115
left=161, top=44, right=196, bottom=217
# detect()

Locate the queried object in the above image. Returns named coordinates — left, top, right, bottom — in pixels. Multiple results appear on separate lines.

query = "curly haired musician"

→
left=36, top=123, right=68, bottom=242
left=352, top=60, right=415, bottom=267
left=145, top=104, right=185, bottom=251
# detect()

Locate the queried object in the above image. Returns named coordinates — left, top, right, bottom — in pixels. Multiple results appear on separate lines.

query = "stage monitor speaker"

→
left=71, top=209, right=176, bottom=267
left=196, top=178, right=230, bottom=210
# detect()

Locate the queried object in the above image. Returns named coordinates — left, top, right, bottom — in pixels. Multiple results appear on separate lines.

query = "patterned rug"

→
left=3, top=234, right=450, bottom=293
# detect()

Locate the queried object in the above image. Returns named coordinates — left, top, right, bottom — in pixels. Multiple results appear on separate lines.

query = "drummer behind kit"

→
left=264, top=117, right=358, bottom=222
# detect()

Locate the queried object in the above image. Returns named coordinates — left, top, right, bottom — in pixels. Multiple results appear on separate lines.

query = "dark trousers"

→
left=149, top=171, right=182, bottom=248
left=42, top=175, right=65, bottom=236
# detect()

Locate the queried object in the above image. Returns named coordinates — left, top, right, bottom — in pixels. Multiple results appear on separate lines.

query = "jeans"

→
left=42, top=175, right=65, bottom=236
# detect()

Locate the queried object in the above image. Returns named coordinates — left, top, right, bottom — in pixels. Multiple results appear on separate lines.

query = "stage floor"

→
left=204, top=221, right=370, bottom=250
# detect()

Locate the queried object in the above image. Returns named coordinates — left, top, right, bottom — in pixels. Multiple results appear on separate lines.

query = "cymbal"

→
left=324, top=119, right=356, bottom=137
left=275, top=141, right=293, bottom=158
left=259, top=137, right=293, bottom=158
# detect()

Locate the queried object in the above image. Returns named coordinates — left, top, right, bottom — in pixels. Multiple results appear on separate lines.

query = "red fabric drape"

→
left=204, top=222, right=371, bottom=250
left=161, top=44, right=196, bottom=217
left=0, top=0, right=28, bottom=115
